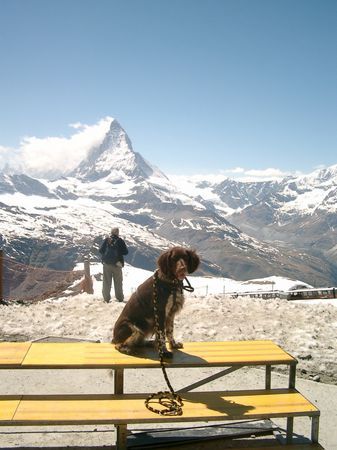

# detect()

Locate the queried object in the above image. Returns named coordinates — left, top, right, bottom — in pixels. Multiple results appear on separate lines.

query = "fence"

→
left=0, top=250, right=92, bottom=304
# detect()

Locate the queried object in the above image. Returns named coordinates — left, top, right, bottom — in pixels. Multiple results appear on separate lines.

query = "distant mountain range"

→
left=1, top=119, right=337, bottom=286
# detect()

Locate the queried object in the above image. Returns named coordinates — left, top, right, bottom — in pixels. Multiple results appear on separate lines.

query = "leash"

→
left=144, top=270, right=194, bottom=416
left=182, top=276, right=195, bottom=292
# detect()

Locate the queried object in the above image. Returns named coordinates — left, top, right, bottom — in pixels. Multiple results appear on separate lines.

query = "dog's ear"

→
left=157, top=250, right=172, bottom=277
left=186, top=249, right=200, bottom=274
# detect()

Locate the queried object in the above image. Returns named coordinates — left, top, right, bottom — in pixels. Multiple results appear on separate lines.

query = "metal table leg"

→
left=265, top=365, right=271, bottom=389
left=114, top=368, right=124, bottom=394
left=311, top=416, right=320, bottom=443
left=116, top=424, right=128, bottom=450
left=286, top=417, right=294, bottom=444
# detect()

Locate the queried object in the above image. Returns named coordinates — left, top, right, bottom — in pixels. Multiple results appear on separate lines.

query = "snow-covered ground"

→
left=1, top=264, right=336, bottom=384
left=88, top=263, right=317, bottom=296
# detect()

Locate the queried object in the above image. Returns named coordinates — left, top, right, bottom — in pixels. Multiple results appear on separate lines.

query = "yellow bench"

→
left=0, top=340, right=321, bottom=449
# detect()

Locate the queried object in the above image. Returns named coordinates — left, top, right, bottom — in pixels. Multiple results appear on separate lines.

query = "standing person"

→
left=99, top=227, right=128, bottom=302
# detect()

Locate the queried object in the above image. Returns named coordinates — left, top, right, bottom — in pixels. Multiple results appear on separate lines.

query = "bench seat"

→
left=0, top=389, right=318, bottom=426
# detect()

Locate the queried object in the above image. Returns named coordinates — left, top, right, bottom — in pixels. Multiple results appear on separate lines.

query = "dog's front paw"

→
left=144, top=340, right=156, bottom=348
left=162, top=349, right=174, bottom=358
left=115, top=344, right=133, bottom=355
left=170, top=341, right=183, bottom=349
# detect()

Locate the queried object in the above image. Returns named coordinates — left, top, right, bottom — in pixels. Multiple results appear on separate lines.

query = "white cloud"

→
left=0, top=145, right=22, bottom=173
left=170, top=167, right=295, bottom=184
left=313, top=164, right=327, bottom=171
left=237, top=168, right=290, bottom=181
left=0, top=145, right=11, bottom=161
left=220, top=167, right=298, bottom=182
left=228, top=167, right=245, bottom=174
left=69, top=122, right=86, bottom=130
left=1, top=117, right=113, bottom=179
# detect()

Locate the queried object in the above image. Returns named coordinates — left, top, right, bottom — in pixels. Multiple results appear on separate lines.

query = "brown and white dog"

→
left=112, top=246, right=200, bottom=357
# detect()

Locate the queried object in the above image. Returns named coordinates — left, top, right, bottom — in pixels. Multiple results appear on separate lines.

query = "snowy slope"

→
left=1, top=119, right=337, bottom=285
left=171, top=166, right=337, bottom=269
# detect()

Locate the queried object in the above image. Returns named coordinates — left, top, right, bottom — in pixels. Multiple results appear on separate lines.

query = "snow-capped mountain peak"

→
left=72, top=119, right=166, bottom=182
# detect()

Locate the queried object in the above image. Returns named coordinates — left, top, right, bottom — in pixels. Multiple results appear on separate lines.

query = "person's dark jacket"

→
left=99, top=235, right=128, bottom=266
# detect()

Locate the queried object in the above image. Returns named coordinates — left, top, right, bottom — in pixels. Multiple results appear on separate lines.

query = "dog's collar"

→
left=155, top=270, right=182, bottom=289
left=154, top=270, right=194, bottom=293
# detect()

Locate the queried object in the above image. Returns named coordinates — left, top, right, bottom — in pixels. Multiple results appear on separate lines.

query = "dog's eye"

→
left=170, top=254, right=179, bottom=262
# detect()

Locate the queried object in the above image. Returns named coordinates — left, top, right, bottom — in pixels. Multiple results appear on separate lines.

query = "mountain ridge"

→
left=1, top=119, right=337, bottom=286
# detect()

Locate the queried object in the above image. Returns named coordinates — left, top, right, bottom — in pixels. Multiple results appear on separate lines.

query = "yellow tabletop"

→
left=19, top=340, right=296, bottom=369
left=0, top=342, right=31, bottom=367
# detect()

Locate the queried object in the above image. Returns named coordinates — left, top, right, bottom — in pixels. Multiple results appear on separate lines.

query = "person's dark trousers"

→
left=102, top=263, right=124, bottom=302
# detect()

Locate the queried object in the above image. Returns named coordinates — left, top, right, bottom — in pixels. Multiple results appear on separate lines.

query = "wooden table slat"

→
left=0, top=343, right=31, bottom=367
left=0, top=396, right=22, bottom=421
left=10, top=389, right=318, bottom=425
left=18, top=340, right=295, bottom=368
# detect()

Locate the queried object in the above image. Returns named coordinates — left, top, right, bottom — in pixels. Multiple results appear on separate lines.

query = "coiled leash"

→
left=144, top=270, right=194, bottom=416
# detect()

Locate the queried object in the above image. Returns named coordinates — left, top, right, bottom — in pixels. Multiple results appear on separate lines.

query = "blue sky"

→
left=1, top=0, right=337, bottom=178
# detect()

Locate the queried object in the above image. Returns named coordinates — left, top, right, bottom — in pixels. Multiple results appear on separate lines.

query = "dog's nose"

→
left=176, top=259, right=187, bottom=270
